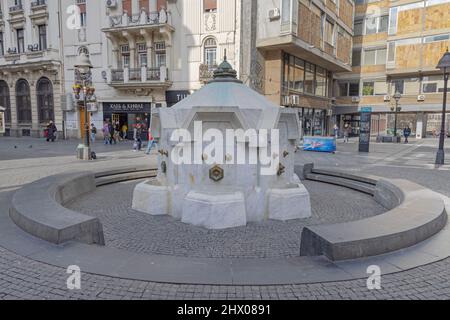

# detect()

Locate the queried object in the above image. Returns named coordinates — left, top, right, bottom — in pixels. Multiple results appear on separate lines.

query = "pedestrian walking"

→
left=108, top=121, right=116, bottom=145
left=46, top=121, right=57, bottom=142
left=146, top=128, right=157, bottom=155
left=102, top=121, right=110, bottom=145
left=121, top=123, right=128, bottom=140
left=343, top=124, right=351, bottom=143
left=114, top=121, right=121, bottom=142
left=333, top=124, right=339, bottom=140
left=403, top=126, right=411, bottom=144
left=91, top=124, right=97, bottom=143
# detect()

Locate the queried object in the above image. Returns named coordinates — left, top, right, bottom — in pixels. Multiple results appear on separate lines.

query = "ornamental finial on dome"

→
left=212, top=49, right=239, bottom=81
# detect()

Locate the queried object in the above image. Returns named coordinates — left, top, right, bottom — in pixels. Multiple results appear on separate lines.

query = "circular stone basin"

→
left=66, top=180, right=386, bottom=259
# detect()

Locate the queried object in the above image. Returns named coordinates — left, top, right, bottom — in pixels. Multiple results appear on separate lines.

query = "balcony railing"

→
left=199, top=64, right=217, bottom=82
left=110, top=66, right=167, bottom=84
left=129, top=68, right=141, bottom=81
left=9, top=4, right=24, bottom=13
left=108, top=10, right=168, bottom=28
left=31, top=0, right=47, bottom=8
left=111, top=69, right=124, bottom=82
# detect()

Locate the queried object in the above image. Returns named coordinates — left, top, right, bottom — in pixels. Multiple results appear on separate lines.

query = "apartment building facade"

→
left=255, top=0, right=354, bottom=137
left=335, top=0, right=450, bottom=139
left=61, top=0, right=242, bottom=140
left=0, top=0, right=64, bottom=138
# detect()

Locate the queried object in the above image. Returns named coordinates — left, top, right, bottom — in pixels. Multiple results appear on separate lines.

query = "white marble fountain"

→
left=132, top=58, right=311, bottom=229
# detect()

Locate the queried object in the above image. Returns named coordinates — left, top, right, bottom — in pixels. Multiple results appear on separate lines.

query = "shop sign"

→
left=103, top=102, right=151, bottom=113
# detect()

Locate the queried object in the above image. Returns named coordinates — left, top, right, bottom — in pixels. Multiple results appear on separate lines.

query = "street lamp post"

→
left=392, top=91, right=402, bottom=143
left=74, top=53, right=94, bottom=160
left=435, top=49, right=450, bottom=166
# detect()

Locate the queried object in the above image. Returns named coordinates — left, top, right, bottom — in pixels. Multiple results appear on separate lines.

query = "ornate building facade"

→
left=0, top=0, right=64, bottom=138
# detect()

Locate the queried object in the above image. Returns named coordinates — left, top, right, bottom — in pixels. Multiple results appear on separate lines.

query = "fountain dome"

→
left=132, top=57, right=311, bottom=229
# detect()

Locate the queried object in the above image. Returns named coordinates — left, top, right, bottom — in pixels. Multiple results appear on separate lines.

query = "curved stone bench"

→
left=9, top=172, right=105, bottom=245
left=300, top=178, right=448, bottom=261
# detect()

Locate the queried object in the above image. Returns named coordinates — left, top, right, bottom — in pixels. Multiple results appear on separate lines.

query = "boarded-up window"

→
left=157, top=0, right=167, bottom=10
left=139, top=0, right=149, bottom=12
left=122, top=0, right=132, bottom=15
left=204, top=0, right=217, bottom=12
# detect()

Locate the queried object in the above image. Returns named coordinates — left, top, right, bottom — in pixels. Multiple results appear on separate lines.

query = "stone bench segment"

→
left=305, top=173, right=376, bottom=195
left=300, top=179, right=447, bottom=261
left=10, top=172, right=105, bottom=245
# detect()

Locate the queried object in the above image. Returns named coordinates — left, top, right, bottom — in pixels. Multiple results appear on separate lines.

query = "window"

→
left=388, top=7, right=398, bottom=35
left=0, top=32, right=4, bottom=56
left=36, top=78, right=54, bottom=123
left=121, top=45, right=130, bottom=68
left=78, top=1, right=87, bottom=26
left=339, top=82, right=349, bottom=96
left=204, top=0, right=217, bottom=12
left=422, top=76, right=446, bottom=93
left=304, top=62, right=315, bottom=94
left=365, top=16, right=388, bottom=35
left=293, top=57, right=305, bottom=92
left=137, top=43, right=147, bottom=67
left=352, top=49, right=361, bottom=67
left=349, top=83, right=360, bottom=96
left=204, top=38, right=217, bottom=68
left=17, top=29, right=25, bottom=53
left=316, top=67, right=327, bottom=97
left=0, top=81, right=11, bottom=123
left=391, top=79, right=404, bottom=94
left=362, top=82, right=374, bottom=96
left=363, top=48, right=386, bottom=65
left=324, top=19, right=335, bottom=45
left=16, top=79, right=32, bottom=124
left=387, top=42, right=396, bottom=63
left=155, top=42, right=166, bottom=67
left=38, top=25, right=47, bottom=51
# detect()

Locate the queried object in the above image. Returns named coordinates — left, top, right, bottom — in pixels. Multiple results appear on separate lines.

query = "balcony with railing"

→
left=104, top=9, right=173, bottom=32
left=109, top=66, right=170, bottom=88
left=8, top=3, right=25, bottom=27
left=30, top=0, right=48, bottom=24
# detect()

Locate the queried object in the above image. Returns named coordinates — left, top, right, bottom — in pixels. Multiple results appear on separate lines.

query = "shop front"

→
left=299, top=108, right=328, bottom=137
left=102, top=102, right=152, bottom=141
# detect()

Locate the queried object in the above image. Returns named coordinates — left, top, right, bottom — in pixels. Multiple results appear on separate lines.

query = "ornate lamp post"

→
left=435, top=49, right=450, bottom=165
left=74, top=53, right=95, bottom=160
left=391, top=91, right=402, bottom=143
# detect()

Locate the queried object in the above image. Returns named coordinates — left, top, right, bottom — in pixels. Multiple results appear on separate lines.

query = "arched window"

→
left=16, top=79, right=32, bottom=124
left=37, top=77, right=54, bottom=123
left=204, top=37, right=217, bottom=68
left=0, top=81, right=11, bottom=123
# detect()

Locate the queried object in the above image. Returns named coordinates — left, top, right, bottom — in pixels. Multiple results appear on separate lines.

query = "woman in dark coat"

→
left=46, top=121, right=57, bottom=142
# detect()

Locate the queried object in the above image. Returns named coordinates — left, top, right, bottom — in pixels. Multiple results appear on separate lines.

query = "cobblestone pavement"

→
left=67, top=180, right=385, bottom=259
left=1, top=137, right=450, bottom=300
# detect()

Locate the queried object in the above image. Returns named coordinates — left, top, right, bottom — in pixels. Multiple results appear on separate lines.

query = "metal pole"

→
left=84, top=80, right=90, bottom=149
left=436, top=72, right=448, bottom=165
left=394, top=101, right=398, bottom=143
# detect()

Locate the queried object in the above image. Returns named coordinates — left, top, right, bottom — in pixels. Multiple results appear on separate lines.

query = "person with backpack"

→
left=46, top=121, right=57, bottom=142
left=102, top=121, right=110, bottom=145
left=403, top=126, right=412, bottom=144
left=146, top=128, right=157, bottom=155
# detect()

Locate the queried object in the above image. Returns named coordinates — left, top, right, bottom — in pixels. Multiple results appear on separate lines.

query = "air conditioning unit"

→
left=106, top=0, right=118, bottom=8
left=384, top=95, right=391, bottom=102
left=417, top=95, right=425, bottom=102
left=268, top=8, right=281, bottom=21
left=351, top=96, right=361, bottom=103
left=282, top=95, right=291, bottom=106
left=291, top=95, right=300, bottom=106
